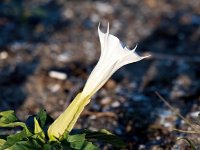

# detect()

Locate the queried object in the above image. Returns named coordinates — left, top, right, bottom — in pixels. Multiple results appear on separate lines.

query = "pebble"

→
left=126, top=124, right=132, bottom=132
left=48, top=71, right=67, bottom=80
left=111, top=101, right=120, bottom=108
left=176, top=75, right=191, bottom=87
left=0, top=51, right=8, bottom=59
left=189, top=111, right=200, bottom=117
left=163, top=122, right=173, bottom=128
left=57, top=53, right=70, bottom=62
left=63, top=9, right=74, bottom=19
left=89, top=115, right=97, bottom=120
left=49, top=84, right=61, bottom=93
left=95, top=2, right=113, bottom=15
left=100, top=97, right=112, bottom=106
left=139, top=144, right=146, bottom=150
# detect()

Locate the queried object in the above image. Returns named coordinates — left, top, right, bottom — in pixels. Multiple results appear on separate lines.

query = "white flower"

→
left=81, top=23, right=149, bottom=98
left=48, top=23, right=150, bottom=140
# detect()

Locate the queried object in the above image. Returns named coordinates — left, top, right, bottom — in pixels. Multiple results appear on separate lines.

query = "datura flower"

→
left=48, top=23, right=150, bottom=140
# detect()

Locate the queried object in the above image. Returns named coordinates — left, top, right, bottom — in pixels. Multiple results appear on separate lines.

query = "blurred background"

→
left=0, top=0, right=200, bottom=149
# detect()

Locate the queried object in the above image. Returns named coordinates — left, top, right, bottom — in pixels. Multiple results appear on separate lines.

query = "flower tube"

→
left=48, top=23, right=150, bottom=140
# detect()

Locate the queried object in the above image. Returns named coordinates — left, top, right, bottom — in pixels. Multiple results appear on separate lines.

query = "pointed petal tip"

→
left=98, top=22, right=101, bottom=32
left=98, top=22, right=101, bottom=28
left=98, top=22, right=111, bottom=35
left=106, top=22, right=110, bottom=35
left=131, top=44, right=137, bottom=52
left=141, top=53, right=151, bottom=59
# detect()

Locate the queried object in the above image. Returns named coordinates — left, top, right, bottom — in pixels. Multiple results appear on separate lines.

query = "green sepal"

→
left=34, top=118, right=45, bottom=143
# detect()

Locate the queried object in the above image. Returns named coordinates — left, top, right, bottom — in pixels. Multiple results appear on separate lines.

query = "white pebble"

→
left=50, top=84, right=61, bottom=92
left=96, top=2, right=113, bottom=14
left=89, top=115, right=97, bottom=120
left=49, top=71, right=67, bottom=80
left=0, top=51, right=8, bottom=59
left=111, top=101, right=120, bottom=108
left=190, top=111, right=200, bottom=117
left=101, top=97, right=112, bottom=105
left=57, top=53, right=70, bottom=62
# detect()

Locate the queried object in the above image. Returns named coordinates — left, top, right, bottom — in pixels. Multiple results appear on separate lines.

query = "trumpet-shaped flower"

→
left=48, top=23, right=150, bottom=140
left=81, top=24, right=149, bottom=98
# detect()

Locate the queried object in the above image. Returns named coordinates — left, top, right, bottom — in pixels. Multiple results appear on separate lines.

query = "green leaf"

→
left=0, top=129, right=29, bottom=150
left=11, top=139, right=42, bottom=150
left=67, top=134, right=85, bottom=143
left=36, top=109, right=47, bottom=128
left=0, top=122, right=31, bottom=136
left=61, top=143, right=73, bottom=150
left=70, top=141, right=84, bottom=149
left=82, top=141, right=99, bottom=150
left=0, top=110, right=32, bottom=136
left=0, top=111, right=18, bottom=124
left=44, top=142, right=62, bottom=150
left=63, top=133, right=99, bottom=150
left=43, top=143, right=52, bottom=150
left=67, top=134, right=86, bottom=149
left=84, top=129, right=125, bottom=149
left=0, top=139, right=6, bottom=147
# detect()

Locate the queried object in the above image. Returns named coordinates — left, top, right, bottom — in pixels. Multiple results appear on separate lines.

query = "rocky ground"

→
left=0, top=0, right=200, bottom=149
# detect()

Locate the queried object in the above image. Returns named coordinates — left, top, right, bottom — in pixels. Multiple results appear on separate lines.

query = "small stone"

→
left=190, top=111, right=200, bottom=117
left=57, top=53, right=70, bottom=62
left=63, top=9, right=74, bottom=19
left=111, top=101, right=120, bottom=108
left=139, top=145, right=146, bottom=150
left=176, top=75, right=191, bottom=87
left=89, top=115, right=96, bottom=120
left=96, top=2, right=113, bottom=15
left=163, top=122, right=173, bottom=128
left=100, top=97, right=112, bottom=106
left=126, top=124, right=132, bottom=133
left=0, top=51, right=8, bottom=59
left=170, top=90, right=185, bottom=99
left=156, top=136, right=161, bottom=140
left=49, top=71, right=67, bottom=80
left=50, top=84, right=61, bottom=93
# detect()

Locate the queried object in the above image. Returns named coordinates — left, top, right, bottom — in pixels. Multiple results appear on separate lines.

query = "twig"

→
left=155, top=92, right=200, bottom=134
left=173, top=128, right=199, bottom=134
